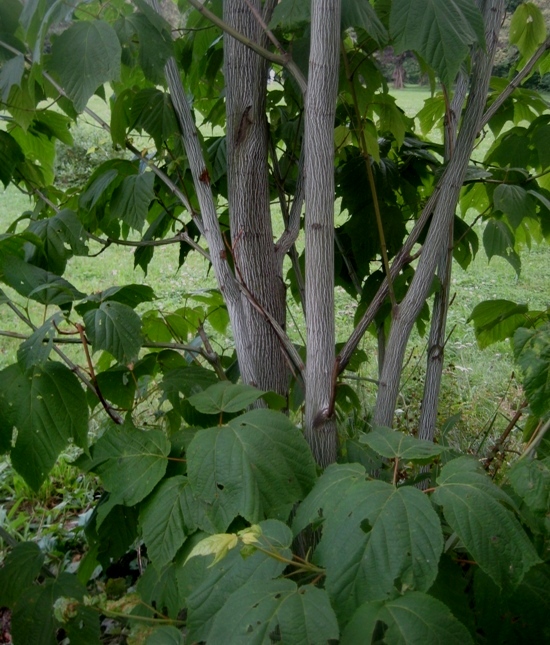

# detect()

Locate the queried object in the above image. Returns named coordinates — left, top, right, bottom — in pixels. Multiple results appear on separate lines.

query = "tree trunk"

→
left=304, top=0, right=341, bottom=465
left=374, top=0, right=506, bottom=428
left=223, top=0, right=288, bottom=396
left=418, top=73, right=469, bottom=443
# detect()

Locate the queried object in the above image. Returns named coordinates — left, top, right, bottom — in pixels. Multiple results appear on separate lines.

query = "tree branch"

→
left=3, top=299, right=124, bottom=423
left=480, top=37, right=550, bottom=132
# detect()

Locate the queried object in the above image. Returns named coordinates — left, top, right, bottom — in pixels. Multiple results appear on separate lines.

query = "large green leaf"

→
left=90, top=423, right=170, bottom=508
left=510, top=2, right=547, bottom=61
left=292, top=462, right=368, bottom=535
left=11, top=573, right=98, bottom=645
left=0, top=0, right=22, bottom=35
left=123, top=12, right=173, bottom=84
left=139, top=476, right=196, bottom=568
left=186, top=520, right=293, bottom=642
left=187, top=410, right=317, bottom=530
left=77, top=284, right=156, bottom=314
left=0, top=53, right=25, bottom=102
left=0, top=542, right=44, bottom=608
left=188, top=382, right=265, bottom=414
left=145, top=626, right=184, bottom=645
left=361, top=426, right=445, bottom=464
left=33, top=110, right=74, bottom=146
left=137, top=563, right=183, bottom=620
left=269, top=0, right=387, bottom=43
left=316, top=479, right=443, bottom=622
left=507, top=458, right=550, bottom=518
left=473, top=565, right=550, bottom=643
left=48, top=20, right=121, bottom=111
left=0, top=362, right=88, bottom=490
left=17, top=312, right=65, bottom=370
left=468, top=299, right=531, bottom=349
left=27, top=209, right=88, bottom=274
left=205, top=579, right=339, bottom=645
left=269, top=0, right=311, bottom=30
left=83, top=301, right=142, bottom=365
left=341, top=591, right=473, bottom=645
left=0, top=253, right=84, bottom=305
left=109, top=172, right=155, bottom=232
left=130, top=88, right=179, bottom=150
left=493, top=184, right=535, bottom=230
left=483, top=219, right=521, bottom=276
left=432, top=457, right=541, bottom=589
left=513, top=323, right=550, bottom=417
left=390, top=0, right=484, bottom=86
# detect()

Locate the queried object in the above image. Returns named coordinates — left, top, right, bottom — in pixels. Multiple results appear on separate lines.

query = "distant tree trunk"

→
left=304, top=0, right=341, bottom=465
left=223, top=0, right=288, bottom=396
left=374, top=0, right=506, bottom=428
left=393, top=54, right=405, bottom=89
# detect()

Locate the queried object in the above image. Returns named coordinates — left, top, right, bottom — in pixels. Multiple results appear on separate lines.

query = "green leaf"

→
left=137, top=564, right=183, bottom=620
left=17, top=313, right=63, bottom=369
left=316, top=480, right=443, bottom=621
left=160, top=365, right=219, bottom=413
left=186, top=520, right=293, bottom=642
left=48, top=20, right=121, bottom=111
left=139, top=476, right=196, bottom=568
left=83, top=301, right=142, bottom=365
left=0, top=0, right=22, bottom=35
left=33, top=110, right=74, bottom=147
left=341, top=0, right=388, bottom=44
left=432, top=457, right=541, bottom=589
left=145, top=626, right=184, bottom=645
left=0, top=542, right=44, bottom=607
left=109, top=172, right=155, bottom=232
left=292, top=463, right=368, bottom=535
left=77, top=284, right=156, bottom=314
left=483, top=219, right=521, bottom=276
left=493, top=184, right=535, bottom=230
left=88, top=502, right=139, bottom=566
left=27, top=209, right=88, bottom=274
left=341, top=591, right=473, bottom=645
left=0, top=53, right=25, bottom=101
left=90, top=423, right=170, bottom=507
left=507, top=459, right=550, bottom=517
left=187, top=410, right=317, bottom=530
left=513, top=323, right=550, bottom=417
left=0, top=253, right=84, bottom=305
left=390, top=0, right=484, bottom=86
left=94, top=365, right=136, bottom=410
left=468, top=299, right=530, bottom=349
left=130, top=88, right=179, bottom=150
left=11, top=573, right=97, bottom=645
left=0, top=362, right=88, bottom=490
left=361, top=426, right=445, bottom=463
left=124, top=12, right=173, bottom=84
left=188, top=382, right=265, bottom=414
left=269, top=0, right=311, bottom=30
left=206, top=580, right=339, bottom=645
left=0, top=130, right=25, bottom=188
left=510, top=2, right=547, bottom=61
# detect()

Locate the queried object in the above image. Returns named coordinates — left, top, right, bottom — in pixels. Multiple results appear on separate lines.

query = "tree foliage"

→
left=0, top=0, right=550, bottom=642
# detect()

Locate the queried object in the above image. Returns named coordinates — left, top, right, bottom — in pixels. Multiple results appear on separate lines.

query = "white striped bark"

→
left=374, top=0, right=506, bottom=428
left=304, top=0, right=341, bottom=465
left=418, top=73, right=468, bottom=444
left=223, top=0, right=288, bottom=396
